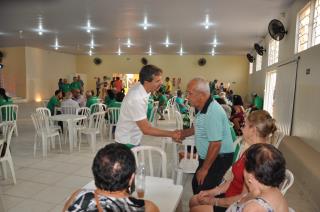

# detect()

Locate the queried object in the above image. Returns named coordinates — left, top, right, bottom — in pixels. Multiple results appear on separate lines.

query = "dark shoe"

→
left=159, top=117, right=165, bottom=120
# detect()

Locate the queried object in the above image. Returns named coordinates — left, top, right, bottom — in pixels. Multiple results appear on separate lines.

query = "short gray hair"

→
left=190, top=77, right=210, bottom=94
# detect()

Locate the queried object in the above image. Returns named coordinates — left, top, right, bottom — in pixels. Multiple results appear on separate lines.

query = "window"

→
left=249, top=62, right=253, bottom=74
left=256, top=54, right=262, bottom=71
left=313, top=0, right=320, bottom=45
left=296, top=3, right=312, bottom=53
left=295, top=0, right=320, bottom=52
left=264, top=71, right=277, bottom=116
left=268, top=39, right=279, bottom=66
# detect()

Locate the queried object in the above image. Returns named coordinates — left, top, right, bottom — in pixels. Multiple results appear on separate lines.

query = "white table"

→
left=83, top=176, right=183, bottom=212
left=50, top=114, right=86, bottom=152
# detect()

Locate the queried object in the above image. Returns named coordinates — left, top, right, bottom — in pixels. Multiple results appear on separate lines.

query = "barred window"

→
left=256, top=54, right=262, bottom=71
left=268, top=39, right=279, bottom=66
left=296, top=3, right=311, bottom=53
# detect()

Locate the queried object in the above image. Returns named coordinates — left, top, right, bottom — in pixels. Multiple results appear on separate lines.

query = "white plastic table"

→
left=50, top=114, right=86, bottom=152
left=83, top=176, right=183, bottom=212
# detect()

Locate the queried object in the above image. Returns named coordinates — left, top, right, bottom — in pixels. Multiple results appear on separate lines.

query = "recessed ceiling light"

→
left=90, top=38, right=95, bottom=49
left=140, top=16, right=152, bottom=30
left=117, top=46, right=122, bottom=55
left=125, top=38, right=132, bottom=48
left=88, top=49, right=93, bottom=56
left=210, top=38, right=218, bottom=47
left=147, top=45, right=153, bottom=55
left=211, top=48, right=215, bottom=56
left=53, top=38, right=61, bottom=50
left=178, top=45, right=185, bottom=56
left=81, top=20, right=97, bottom=33
left=163, top=36, right=174, bottom=47
left=202, top=14, right=213, bottom=29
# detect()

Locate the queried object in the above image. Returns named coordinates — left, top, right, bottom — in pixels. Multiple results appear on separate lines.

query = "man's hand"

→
left=197, top=194, right=215, bottom=205
left=196, top=167, right=208, bottom=185
left=172, top=130, right=182, bottom=142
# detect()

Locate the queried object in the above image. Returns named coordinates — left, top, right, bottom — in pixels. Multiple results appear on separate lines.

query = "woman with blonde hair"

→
left=189, top=110, right=277, bottom=212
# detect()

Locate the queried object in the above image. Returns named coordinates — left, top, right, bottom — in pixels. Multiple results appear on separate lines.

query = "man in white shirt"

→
left=115, top=65, right=180, bottom=148
left=61, top=92, right=80, bottom=114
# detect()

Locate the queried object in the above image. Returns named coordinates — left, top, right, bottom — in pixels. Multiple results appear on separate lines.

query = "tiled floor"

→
left=0, top=102, right=319, bottom=212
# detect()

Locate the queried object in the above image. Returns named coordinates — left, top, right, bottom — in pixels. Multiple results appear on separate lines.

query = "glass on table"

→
left=136, top=163, right=146, bottom=198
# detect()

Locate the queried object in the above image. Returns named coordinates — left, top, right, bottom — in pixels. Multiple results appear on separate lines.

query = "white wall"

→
left=248, top=0, right=320, bottom=152
left=25, top=47, right=76, bottom=101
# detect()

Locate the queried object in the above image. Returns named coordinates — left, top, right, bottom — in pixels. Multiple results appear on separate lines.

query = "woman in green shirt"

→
left=0, top=88, right=14, bottom=121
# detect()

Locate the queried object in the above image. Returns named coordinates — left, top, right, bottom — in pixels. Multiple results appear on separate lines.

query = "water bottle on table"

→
left=136, top=163, right=146, bottom=198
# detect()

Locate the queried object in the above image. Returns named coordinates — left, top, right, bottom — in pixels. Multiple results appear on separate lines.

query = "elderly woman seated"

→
left=189, top=110, right=277, bottom=212
left=63, top=143, right=159, bottom=212
left=191, top=143, right=289, bottom=212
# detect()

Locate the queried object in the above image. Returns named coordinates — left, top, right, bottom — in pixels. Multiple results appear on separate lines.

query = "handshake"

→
left=171, top=130, right=186, bottom=143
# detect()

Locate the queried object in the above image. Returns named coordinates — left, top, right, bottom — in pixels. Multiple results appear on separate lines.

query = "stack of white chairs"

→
left=106, top=107, right=120, bottom=140
left=168, top=97, right=177, bottom=118
left=0, top=122, right=16, bottom=184
left=148, top=106, right=158, bottom=127
left=31, top=113, right=62, bottom=158
left=161, top=100, right=171, bottom=120
left=132, top=145, right=167, bottom=178
left=0, top=104, right=19, bottom=136
left=79, top=111, right=105, bottom=153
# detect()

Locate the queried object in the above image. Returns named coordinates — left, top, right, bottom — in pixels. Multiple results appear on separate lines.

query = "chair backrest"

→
left=107, top=108, right=121, bottom=125
left=0, top=122, right=15, bottom=158
left=233, top=136, right=244, bottom=163
left=90, top=103, right=107, bottom=113
left=180, top=136, right=198, bottom=161
left=42, top=100, right=49, bottom=107
left=76, top=107, right=91, bottom=126
left=174, top=102, right=180, bottom=113
left=188, top=107, right=195, bottom=126
left=0, top=104, right=18, bottom=122
left=88, top=111, right=106, bottom=129
left=36, top=107, right=52, bottom=117
left=31, top=113, right=50, bottom=133
left=280, top=169, right=294, bottom=195
left=175, top=111, right=183, bottom=130
left=61, top=106, right=78, bottom=114
left=168, top=96, right=176, bottom=107
left=131, top=145, right=167, bottom=178
left=148, top=106, right=158, bottom=126
left=270, top=131, right=286, bottom=148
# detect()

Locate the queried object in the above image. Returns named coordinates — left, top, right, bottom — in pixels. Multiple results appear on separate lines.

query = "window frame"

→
left=256, top=54, right=262, bottom=71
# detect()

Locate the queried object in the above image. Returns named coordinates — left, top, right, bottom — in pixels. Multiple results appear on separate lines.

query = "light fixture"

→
left=210, top=38, right=218, bottom=47
left=117, top=46, right=122, bottom=56
left=163, top=36, right=173, bottom=47
left=202, top=14, right=213, bottom=29
left=140, top=16, right=152, bottom=30
left=178, top=45, right=185, bottom=56
left=88, top=49, right=93, bottom=56
left=90, top=38, right=95, bottom=49
left=126, top=38, right=132, bottom=48
left=87, top=20, right=92, bottom=33
left=211, top=48, right=215, bottom=56
left=147, top=45, right=153, bottom=56
left=54, top=38, right=60, bottom=50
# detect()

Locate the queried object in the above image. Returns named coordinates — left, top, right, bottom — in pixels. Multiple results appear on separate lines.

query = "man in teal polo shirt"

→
left=252, top=93, right=263, bottom=110
left=47, top=90, right=62, bottom=115
left=70, top=77, right=82, bottom=91
left=179, top=77, right=234, bottom=194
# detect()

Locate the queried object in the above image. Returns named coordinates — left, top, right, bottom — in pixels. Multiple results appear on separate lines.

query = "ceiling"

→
left=0, top=0, right=293, bottom=56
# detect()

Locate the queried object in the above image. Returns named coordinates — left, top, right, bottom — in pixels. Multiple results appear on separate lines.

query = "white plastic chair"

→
left=36, top=107, right=62, bottom=133
left=106, top=107, right=120, bottom=140
left=0, top=122, right=16, bottom=184
left=168, top=97, right=177, bottom=118
left=89, top=103, right=107, bottom=114
left=75, top=107, right=91, bottom=143
left=31, top=113, right=62, bottom=158
left=148, top=106, right=158, bottom=127
left=175, top=111, right=183, bottom=130
left=61, top=106, right=78, bottom=114
left=188, top=107, right=195, bottom=127
left=78, top=111, right=105, bottom=153
left=280, top=169, right=294, bottom=195
left=175, top=136, right=198, bottom=185
left=131, top=145, right=167, bottom=178
left=0, top=104, right=18, bottom=136
left=162, top=100, right=171, bottom=120
left=270, top=131, right=286, bottom=148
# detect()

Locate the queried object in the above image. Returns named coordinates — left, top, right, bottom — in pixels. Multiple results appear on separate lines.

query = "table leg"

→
left=67, top=120, right=73, bottom=152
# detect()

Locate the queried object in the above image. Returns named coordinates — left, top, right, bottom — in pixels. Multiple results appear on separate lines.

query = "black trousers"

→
left=192, top=153, right=233, bottom=194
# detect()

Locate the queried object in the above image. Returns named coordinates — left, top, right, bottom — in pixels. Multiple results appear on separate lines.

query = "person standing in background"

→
left=58, top=78, right=63, bottom=91
left=95, top=77, right=101, bottom=97
left=164, top=77, right=173, bottom=95
left=77, top=75, right=84, bottom=93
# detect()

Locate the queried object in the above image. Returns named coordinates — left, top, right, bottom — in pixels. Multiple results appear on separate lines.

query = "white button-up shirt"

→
left=115, top=83, right=150, bottom=146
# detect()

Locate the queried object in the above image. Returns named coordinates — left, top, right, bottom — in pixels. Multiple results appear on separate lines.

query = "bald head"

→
left=187, top=77, right=210, bottom=110
left=188, top=77, right=210, bottom=95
